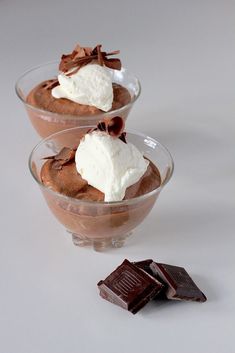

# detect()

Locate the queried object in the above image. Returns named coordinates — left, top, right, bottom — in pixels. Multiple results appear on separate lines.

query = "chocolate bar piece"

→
left=98, top=259, right=163, bottom=314
left=132, top=259, right=154, bottom=275
left=150, top=262, right=207, bottom=302
left=133, top=260, right=168, bottom=299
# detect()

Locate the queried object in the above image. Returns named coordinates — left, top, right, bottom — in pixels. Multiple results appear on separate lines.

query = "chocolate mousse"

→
left=36, top=117, right=165, bottom=249
left=27, top=82, right=131, bottom=116
left=26, top=43, right=131, bottom=116
left=41, top=152, right=160, bottom=202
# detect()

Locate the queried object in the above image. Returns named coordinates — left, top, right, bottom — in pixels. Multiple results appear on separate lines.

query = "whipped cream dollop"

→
left=75, top=131, right=149, bottom=202
left=52, top=64, right=113, bottom=112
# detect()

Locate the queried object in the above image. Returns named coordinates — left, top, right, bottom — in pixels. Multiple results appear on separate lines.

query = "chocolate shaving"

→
left=41, top=79, right=59, bottom=90
left=96, top=44, right=104, bottom=66
left=96, top=121, right=106, bottom=132
left=91, top=116, right=126, bottom=143
left=107, top=116, right=124, bottom=137
left=43, top=147, right=76, bottom=170
left=119, top=132, right=127, bottom=144
left=59, top=43, right=121, bottom=75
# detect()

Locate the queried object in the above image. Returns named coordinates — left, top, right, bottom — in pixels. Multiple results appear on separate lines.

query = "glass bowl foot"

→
left=68, top=231, right=132, bottom=251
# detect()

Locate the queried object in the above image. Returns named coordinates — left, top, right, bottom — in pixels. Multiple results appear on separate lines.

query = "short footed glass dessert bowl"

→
left=16, top=43, right=140, bottom=139
left=29, top=126, right=173, bottom=251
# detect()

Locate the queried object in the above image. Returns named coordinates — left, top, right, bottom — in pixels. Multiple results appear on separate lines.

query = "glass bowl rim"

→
left=15, top=61, right=141, bottom=121
left=28, top=126, right=174, bottom=207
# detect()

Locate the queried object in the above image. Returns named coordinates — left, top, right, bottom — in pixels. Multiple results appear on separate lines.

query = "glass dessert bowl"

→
left=29, top=126, right=173, bottom=251
left=16, top=50, right=140, bottom=139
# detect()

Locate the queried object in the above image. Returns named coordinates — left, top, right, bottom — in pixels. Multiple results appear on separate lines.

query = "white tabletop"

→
left=1, top=1, right=235, bottom=352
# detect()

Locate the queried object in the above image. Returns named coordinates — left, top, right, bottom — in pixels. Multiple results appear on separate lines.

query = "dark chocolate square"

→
left=98, top=259, right=163, bottom=314
left=132, top=259, right=154, bottom=275
left=133, top=259, right=168, bottom=300
left=150, top=262, right=207, bottom=302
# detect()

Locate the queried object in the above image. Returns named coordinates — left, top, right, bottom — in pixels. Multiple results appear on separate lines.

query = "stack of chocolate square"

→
left=98, top=259, right=207, bottom=314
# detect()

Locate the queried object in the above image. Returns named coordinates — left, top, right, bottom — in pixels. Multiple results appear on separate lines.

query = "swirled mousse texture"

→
left=40, top=158, right=161, bottom=202
left=26, top=81, right=131, bottom=116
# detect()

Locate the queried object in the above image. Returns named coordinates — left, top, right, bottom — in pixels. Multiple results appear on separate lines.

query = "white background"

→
left=1, top=1, right=235, bottom=352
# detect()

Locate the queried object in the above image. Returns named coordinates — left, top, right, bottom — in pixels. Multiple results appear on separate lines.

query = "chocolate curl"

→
left=43, top=147, right=76, bottom=170
left=104, top=58, right=121, bottom=70
left=59, top=43, right=122, bottom=75
left=96, top=44, right=104, bottom=66
left=106, top=116, right=124, bottom=137
left=42, top=79, right=59, bottom=90
left=96, top=121, right=106, bottom=132
left=119, top=132, right=127, bottom=143
left=93, top=116, right=127, bottom=143
left=59, top=44, right=88, bottom=70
